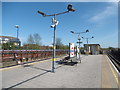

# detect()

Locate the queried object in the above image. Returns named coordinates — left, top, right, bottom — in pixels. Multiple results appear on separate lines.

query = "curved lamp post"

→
left=70, top=29, right=89, bottom=63
left=38, top=4, right=75, bottom=72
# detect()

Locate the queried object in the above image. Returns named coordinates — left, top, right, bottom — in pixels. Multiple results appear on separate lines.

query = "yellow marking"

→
left=79, top=53, right=81, bottom=55
left=0, top=65, right=21, bottom=71
left=0, top=59, right=51, bottom=71
left=52, top=58, right=56, bottom=61
left=107, top=56, right=119, bottom=84
left=53, top=46, right=56, bottom=49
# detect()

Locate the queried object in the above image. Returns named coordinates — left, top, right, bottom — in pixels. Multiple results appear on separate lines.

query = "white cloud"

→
left=107, top=0, right=119, bottom=2
left=88, top=3, right=118, bottom=23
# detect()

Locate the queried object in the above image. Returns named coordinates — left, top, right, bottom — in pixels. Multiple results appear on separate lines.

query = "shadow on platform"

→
left=4, top=65, right=62, bottom=90
left=56, top=60, right=78, bottom=66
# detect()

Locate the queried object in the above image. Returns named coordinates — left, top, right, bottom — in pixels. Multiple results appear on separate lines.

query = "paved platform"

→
left=1, top=55, right=119, bottom=88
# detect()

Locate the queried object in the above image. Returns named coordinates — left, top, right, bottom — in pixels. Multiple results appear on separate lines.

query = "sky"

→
left=2, top=2, right=118, bottom=48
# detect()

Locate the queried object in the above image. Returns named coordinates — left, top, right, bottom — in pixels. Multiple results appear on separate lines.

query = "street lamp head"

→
left=70, top=31, right=74, bottom=33
left=15, top=25, right=19, bottom=28
left=38, top=11, right=46, bottom=16
left=67, top=4, right=75, bottom=12
left=86, top=29, right=89, bottom=32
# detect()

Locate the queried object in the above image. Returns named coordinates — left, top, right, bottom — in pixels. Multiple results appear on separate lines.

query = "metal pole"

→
left=17, top=28, right=19, bottom=40
left=79, top=39, right=81, bottom=63
left=52, top=14, right=56, bottom=72
left=78, top=34, right=81, bottom=63
left=87, top=38, right=88, bottom=55
left=87, top=38, right=88, bottom=45
left=16, top=27, right=19, bottom=50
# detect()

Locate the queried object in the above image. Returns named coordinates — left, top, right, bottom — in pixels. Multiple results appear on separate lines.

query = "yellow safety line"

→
left=52, top=58, right=56, bottom=61
left=0, top=57, right=63, bottom=71
left=0, top=65, right=21, bottom=71
left=27, top=59, right=51, bottom=66
left=0, top=59, right=51, bottom=71
left=106, top=56, right=119, bottom=85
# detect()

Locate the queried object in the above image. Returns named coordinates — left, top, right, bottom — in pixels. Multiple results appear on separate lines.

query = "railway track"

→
left=107, top=53, right=120, bottom=72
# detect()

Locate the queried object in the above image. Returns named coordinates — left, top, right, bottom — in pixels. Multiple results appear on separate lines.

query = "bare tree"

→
left=27, top=34, right=34, bottom=44
left=56, top=38, right=63, bottom=49
left=33, top=33, right=42, bottom=45
left=27, top=33, right=42, bottom=45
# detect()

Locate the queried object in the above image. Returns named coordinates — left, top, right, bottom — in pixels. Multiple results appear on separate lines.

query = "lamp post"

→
left=82, top=36, right=94, bottom=55
left=15, top=25, right=19, bottom=50
left=70, top=29, right=89, bottom=63
left=38, top=4, right=75, bottom=72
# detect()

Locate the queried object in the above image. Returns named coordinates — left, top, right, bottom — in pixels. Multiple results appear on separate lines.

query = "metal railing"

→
left=1, top=50, right=69, bottom=67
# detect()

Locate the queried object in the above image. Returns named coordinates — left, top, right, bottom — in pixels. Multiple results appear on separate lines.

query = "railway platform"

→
left=1, top=55, right=119, bottom=89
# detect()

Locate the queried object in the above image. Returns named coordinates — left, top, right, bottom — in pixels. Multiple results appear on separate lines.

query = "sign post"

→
left=76, top=46, right=79, bottom=59
left=69, top=43, right=74, bottom=58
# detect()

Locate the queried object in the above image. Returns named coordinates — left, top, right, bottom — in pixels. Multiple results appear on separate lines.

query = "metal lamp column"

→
left=38, top=4, right=75, bottom=72
left=15, top=25, right=19, bottom=50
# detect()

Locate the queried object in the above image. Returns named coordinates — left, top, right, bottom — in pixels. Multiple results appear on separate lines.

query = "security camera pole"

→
left=15, top=25, right=19, bottom=50
left=38, top=4, right=75, bottom=72
left=70, top=30, right=89, bottom=63
left=82, top=36, right=94, bottom=55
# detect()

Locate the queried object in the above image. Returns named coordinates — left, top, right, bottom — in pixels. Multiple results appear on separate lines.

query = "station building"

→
left=0, top=36, right=21, bottom=48
left=84, top=44, right=101, bottom=55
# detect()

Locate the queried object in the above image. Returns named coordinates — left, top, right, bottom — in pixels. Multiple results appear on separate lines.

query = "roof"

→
left=84, top=44, right=100, bottom=46
left=0, top=36, right=17, bottom=39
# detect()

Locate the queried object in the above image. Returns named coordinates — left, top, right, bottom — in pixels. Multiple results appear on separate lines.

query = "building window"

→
left=5, top=38, right=9, bottom=41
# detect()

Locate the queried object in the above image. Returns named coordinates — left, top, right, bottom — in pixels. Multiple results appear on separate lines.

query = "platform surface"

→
left=1, top=55, right=119, bottom=88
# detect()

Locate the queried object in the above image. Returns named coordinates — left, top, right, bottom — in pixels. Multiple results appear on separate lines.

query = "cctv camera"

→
left=51, top=25, right=55, bottom=28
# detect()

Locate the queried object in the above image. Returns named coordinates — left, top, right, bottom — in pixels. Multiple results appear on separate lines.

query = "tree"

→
left=33, top=33, right=41, bottom=45
left=24, top=33, right=42, bottom=49
left=27, top=34, right=34, bottom=44
left=108, top=47, right=113, bottom=50
left=56, top=38, right=63, bottom=49
left=22, top=44, right=40, bottom=50
left=2, top=42, right=16, bottom=50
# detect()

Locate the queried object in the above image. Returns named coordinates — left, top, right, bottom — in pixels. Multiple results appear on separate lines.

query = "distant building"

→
left=84, top=44, right=101, bottom=55
left=0, top=36, right=21, bottom=47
